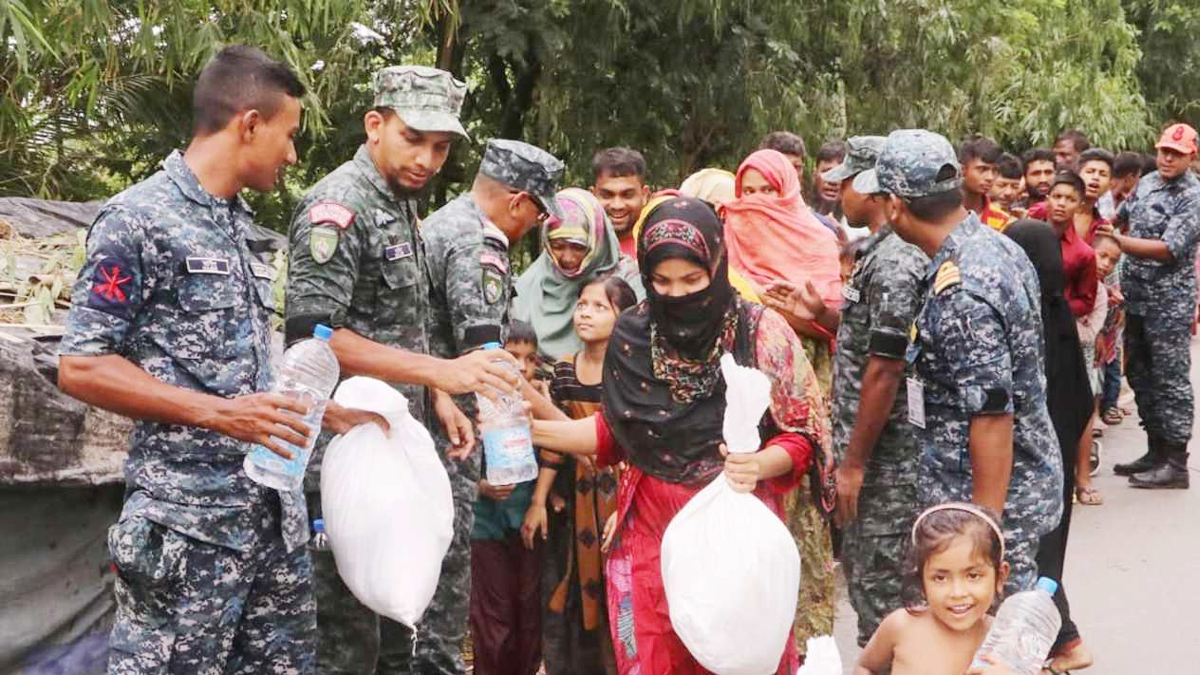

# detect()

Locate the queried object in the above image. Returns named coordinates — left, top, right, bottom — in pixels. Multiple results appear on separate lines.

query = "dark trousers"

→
left=1125, top=313, right=1194, bottom=444
left=1036, top=427, right=1081, bottom=653
left=469, top=534, right=544, bottom=675
left=1100, top=355, right=1122, bottom=412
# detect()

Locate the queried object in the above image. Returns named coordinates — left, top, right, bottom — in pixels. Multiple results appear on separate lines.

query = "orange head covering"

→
left=722, top=149, right=843, bottom=308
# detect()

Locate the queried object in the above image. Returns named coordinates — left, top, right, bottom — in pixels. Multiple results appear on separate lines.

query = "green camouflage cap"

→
left=479, top=139, right=566, bottom=221
left=822, top=135, right=887, bottom=184
left=373, top=65, right=469, bottom=140
left=855, top=129, right=962, bottom=197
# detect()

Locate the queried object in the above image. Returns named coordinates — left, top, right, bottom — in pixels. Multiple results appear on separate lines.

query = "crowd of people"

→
left=55, top=45, right=1200, bottom=675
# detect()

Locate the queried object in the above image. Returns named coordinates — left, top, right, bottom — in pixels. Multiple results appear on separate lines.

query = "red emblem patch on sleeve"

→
left=94, top=264, right=131, bottom=302
left=309, top=201, right=356, bottom=229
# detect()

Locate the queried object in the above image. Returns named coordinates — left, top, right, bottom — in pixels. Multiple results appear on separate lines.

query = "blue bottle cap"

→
left=1035, top=577, right=1058, bottom=595
left=314, top=324, right=334, bottom=341
left=481, top=341, right=502, bottom=350
left=313, top=518, right=325, bottom=533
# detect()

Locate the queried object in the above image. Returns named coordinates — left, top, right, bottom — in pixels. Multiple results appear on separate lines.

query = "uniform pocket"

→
left=170, top=274, right=241, bottom=359
left=108, top=612, right=177, bottom=674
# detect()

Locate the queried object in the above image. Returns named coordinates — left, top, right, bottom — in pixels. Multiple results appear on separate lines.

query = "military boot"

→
left=1114, top=436, right=1165, bottom=476
left=1129, top=444, right=1190, bottom=489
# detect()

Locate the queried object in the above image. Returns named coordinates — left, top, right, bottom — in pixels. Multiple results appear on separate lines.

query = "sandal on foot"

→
left=1102, top=408, right=1123, bottom=425
left=1076, top=485, right=1104, bottom=505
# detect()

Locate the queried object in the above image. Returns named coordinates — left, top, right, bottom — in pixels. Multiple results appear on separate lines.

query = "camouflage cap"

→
left=854, top=129, right=962, bottom=197
left=479, top=139, right=566, bottom=221
left=373, top=65, right=469, bottom=140
left=822, top=135, right=887, bottom=184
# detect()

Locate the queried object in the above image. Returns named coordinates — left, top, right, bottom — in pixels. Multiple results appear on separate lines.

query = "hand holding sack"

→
left=660, top=354, right=801, bottom=675
left=319, top=376, right=455, bottom=627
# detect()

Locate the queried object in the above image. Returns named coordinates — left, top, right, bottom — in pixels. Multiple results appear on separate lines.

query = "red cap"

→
left=1156, top=123, right=1198, bottom=155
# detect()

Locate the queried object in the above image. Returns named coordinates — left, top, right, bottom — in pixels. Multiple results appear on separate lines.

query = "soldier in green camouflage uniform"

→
left=421, top=139, right=564, bottom=675
left=868, top=129, right=1064, bottom=595
left=56, top=47, right=363, bottom=675
left=820, top=137, right=928, bottom=645
left=286, top=67, right=521, bottom=675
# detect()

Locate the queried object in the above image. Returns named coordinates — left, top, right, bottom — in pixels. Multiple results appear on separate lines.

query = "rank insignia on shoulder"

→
left=310, top=201, right=355, bottom=229
left=934, top=260, right=961, bottom=294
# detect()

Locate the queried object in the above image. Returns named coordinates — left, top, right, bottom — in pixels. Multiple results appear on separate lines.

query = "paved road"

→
left=833, top=337, right=1200, bottom=674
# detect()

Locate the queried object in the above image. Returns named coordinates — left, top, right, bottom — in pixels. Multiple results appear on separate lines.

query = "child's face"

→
left=504, top=340, right=539, bottom=381
left=574, top=283, right=619, bottom=344
left=1079, top=160, right=1112, bottom=202
left=922, top=537, right=1006, bottom=633
left=1095, top=239, right=1122, bottom=278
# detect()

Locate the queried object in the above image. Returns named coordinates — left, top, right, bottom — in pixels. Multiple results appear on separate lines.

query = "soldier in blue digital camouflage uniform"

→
left=812, top=136, right=929, bottom=644
left=57, top=46, right=377, bottom=675
left=1100, top=123, right=1200, bottom=490
left=873, top=129, right=1064, bottom=594
left=285, top=66, right=522, bottom=675
left=420, top=139, right=564, bottom=675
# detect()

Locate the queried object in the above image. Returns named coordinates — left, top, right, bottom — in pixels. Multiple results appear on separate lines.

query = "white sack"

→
left=796, top=636, right=842, bottom=675
left=661, top=477, right=801, bottom=675
left=320, top=376, right=454, bottom=627
left=719, top=353, right=773, bottom=453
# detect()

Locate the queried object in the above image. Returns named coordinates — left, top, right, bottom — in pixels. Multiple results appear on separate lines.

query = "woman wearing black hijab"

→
left=1004, top=219, right=1095, bottom=672
left=530, top=196, right=832, bottom=674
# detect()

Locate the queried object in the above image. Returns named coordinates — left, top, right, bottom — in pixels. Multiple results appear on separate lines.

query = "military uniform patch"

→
left=483, top=268, right=504, bottom=305
left=310, top=228, right=339, bottom=264
left=310, top=201, right=355, bottom=229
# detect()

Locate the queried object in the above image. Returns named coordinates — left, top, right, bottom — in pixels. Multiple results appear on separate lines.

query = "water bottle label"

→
left=482, top=424, right=534, bottom=470
left=246, top=405, right=325, bottom=481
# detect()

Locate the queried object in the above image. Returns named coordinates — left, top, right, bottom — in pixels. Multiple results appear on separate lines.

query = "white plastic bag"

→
left=796, top=636, right=842, bottom=675
left=320, top=376, right=454, bottom=627
left=719, top=353, right=773, bottom=454
left=660, top=354, right=800, bottom=675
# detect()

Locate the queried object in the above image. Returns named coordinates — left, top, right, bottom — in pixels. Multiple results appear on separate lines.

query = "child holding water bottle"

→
left=856, top=503, right=1016, bottom=675
left=468, top=320, right=545, bottom=675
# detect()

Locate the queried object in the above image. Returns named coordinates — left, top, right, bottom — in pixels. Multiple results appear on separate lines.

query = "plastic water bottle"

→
left=476, top=341, right=537, bottom=486
left=971, top=577, right=1062, bottom=675
left=244, top=325, right=340, bottom=491
left=310, top=518, right=329, bottom=552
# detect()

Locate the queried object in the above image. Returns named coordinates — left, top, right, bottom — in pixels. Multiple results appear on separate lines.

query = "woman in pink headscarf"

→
left=723, top=149, right=843, bottom=309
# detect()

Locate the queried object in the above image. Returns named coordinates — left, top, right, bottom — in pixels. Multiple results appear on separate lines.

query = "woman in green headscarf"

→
left=514, top=187, right=643, bottom=361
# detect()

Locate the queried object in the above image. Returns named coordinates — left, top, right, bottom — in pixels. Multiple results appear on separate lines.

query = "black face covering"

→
left=638, top=197, right=735, bottom=359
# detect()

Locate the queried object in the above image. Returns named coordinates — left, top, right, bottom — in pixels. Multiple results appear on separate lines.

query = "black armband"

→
left=286, top=312, right=339, bottom=346
left=982, top=388, right=1010, bottom=413
left=868, top=331, right=909, bottom=359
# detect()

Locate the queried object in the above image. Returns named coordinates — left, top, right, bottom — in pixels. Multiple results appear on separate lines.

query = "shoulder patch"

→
left=310, top=201, right=355, bottom=229
left=934, top=260, right=961, bottom=294
left=479, top=251, right=509, bottom=275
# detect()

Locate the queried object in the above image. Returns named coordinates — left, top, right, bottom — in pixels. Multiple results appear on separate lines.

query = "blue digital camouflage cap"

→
left=854, top=129, right=962, bottom=197
left=374, top=65, right=469, bottom=140
left=822, top=135, right=887, bottom=184
left=479, top=139, right=566, bottom=221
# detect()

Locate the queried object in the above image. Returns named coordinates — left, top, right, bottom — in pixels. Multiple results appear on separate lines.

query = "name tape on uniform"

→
left=185, top=257, right=231, bottom=275
left=385, top=243, right=414, bottom=261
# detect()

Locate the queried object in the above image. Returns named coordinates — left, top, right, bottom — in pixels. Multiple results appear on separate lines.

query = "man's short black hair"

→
left=816, top=140, right=847, bottom=164
left=1113, top=151, right=1143, bottom=178
left=759, top=131, right=807, bottom=160
left=997, top=153, right=1023, bottom=180
left=1022, top=148, right=1056, bottom=172
left=1056, top=128, right=1091, bottom=153
left=592, top=147, right=647, bottom=181
left=193, top=45, right=306, bottom=136
left=1140, top=152, right=1157, bottom=176
left=1051, top=170, right=1085, bottom=196
left=507, top=319, right=538, bottom=346
left=958, top=135, right=1003, bottom=165
left=1078, top=148, right=1114, bottom=170
left=904, top=186, right=963, bottom=221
